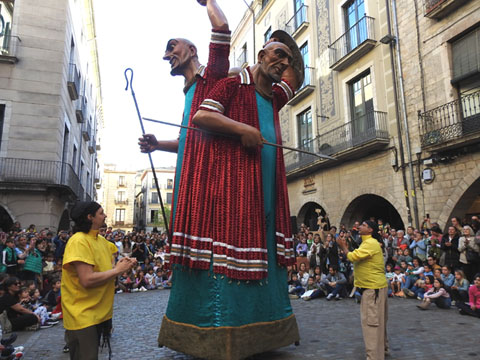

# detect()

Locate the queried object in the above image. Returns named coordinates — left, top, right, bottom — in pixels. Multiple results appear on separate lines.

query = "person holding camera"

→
left=337, top=221, right=388, bottom=360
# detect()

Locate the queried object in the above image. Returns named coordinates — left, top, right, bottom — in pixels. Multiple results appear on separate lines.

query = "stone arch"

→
left=58, top=209, right=70, bottom=231
left=297, top=201, right=329, bottom=231
left=337, top=188, right=406, bottom=228
left=438, top=162, right=480, bottom=229
left=0, top=203, right=15, bottom=232
left=339, top=192, right=405, bottom=230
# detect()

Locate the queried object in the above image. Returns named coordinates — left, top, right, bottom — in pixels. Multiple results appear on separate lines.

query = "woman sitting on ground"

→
left=450, top=270, right=470, bottom=305
left=417, top=278, right=451, bottom=310
left=457, top=273, right=480, bottom=318
left=0, top=277, right=39, bottom=331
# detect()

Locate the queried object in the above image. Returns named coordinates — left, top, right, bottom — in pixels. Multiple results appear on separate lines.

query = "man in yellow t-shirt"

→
left=337, top=220, right=388, bottom=360
left=62, top=201, right=136, bottom=360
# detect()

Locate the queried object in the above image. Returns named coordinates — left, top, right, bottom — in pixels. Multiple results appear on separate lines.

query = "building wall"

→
left=0, top=0, right=103, bottom=232
left=231, top=0, right=480, bottom=231
left=102, top=165, right=136, bottom=231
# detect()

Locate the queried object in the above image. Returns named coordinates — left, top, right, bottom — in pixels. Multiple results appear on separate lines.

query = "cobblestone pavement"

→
left=16, top=289, right=480, bottom=360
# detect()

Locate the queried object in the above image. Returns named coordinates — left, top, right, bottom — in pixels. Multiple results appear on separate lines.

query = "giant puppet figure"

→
left=157, top=30, right=304, bottom=360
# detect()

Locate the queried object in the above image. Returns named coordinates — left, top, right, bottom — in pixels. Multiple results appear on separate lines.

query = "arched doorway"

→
left=58, top=209, right=70, bottom=231
left=341, top=194, right=405, bottom=230
left=297, top=202, right=329, bottom=231
left=0, top=205, right=14, bottom=232
left=448, top=176, right=480, bottom=227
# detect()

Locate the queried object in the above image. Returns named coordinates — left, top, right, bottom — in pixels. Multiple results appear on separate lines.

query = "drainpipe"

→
left=391, top=0, right=420, bottom=229
left=385, top=0, right=412, bottom=229
left=243, top=0, right=256, bottom=61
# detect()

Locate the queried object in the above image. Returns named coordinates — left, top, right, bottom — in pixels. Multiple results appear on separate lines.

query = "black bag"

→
left=466, top=248, right=480, bottom=263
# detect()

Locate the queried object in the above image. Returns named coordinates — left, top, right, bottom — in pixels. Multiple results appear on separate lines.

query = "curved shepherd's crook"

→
left=124, top=68, right=170, bottom=241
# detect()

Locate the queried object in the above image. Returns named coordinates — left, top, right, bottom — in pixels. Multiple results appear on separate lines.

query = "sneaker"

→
left=451, top=300, right=456, bottom=306
left=46, top=320, right=59, bottom=325
left=1, top=333, right=18, bottom=346
left=354, top=294, right=361, bottom=304
left=13, top=346, right=24, bottom=353
left=40, top=324, right=53, bottom=329
left=132, top=288, right=139, bottom=292
left=289, top=294, right=299, bottom=299
left=140, top=286, right=147, bottom=292
left=303, top=296, right=311, bottom=301
left=326, top=294, right=333, bottom=301
left=116, top=290, right=123, bottom=294
left=63, top=345, right=70, bottom=353
left=335, top=294, right=341, bottom=300
left=403, top=288, right=415, bottom=298
left=50, top=312, right=62, bottom=321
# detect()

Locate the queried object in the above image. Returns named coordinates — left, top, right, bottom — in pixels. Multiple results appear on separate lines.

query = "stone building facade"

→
left=134, top=167, right=175, bottom=233
left=0, top=0, right=103, bottom=232
left=102, top=164, right=136, bottom=231
left=231, top=0, right=480, bottom=231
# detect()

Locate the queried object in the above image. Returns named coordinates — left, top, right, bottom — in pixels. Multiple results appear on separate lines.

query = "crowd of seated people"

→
left=288, top=215, right=480, bottom=319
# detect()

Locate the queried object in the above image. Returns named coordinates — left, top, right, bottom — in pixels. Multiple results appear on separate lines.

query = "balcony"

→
left=75, top=95, right=87, bottom=123
left=286, top=5, right=309, bottom=38
left=115, top=199, right=129, bottom=205
left=0, top=35, right=20, bottom=63
left=418, top=90, right=480, bottom=150
left=114, top=221, right=125, bottom=226
left=0, top=157, right=85, bottom=200
left=82, top=122, right=91, bottom=141
left=284, top=111, right=389, bottom=178
left=424, top=0, right=470, bottom=19
left=67, top=63, right=81, bottom=100
left=287, top=67, right=315, bottom=106
left=88, top=138, right=96, bottom=154
left=236, top=49, right=247, bottom=68
left=329, top=16, right=376, bottom=72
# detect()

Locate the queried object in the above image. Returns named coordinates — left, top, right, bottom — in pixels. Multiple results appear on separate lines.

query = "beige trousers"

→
left=360, top=287, right=388, bottom=360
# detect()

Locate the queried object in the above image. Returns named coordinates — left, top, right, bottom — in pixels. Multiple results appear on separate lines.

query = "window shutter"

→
left=452, top=27, right=480, bottom=83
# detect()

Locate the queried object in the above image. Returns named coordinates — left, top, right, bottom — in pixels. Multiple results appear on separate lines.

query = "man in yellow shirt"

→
left=62, top=202, right=136, bottom=360
left=337, top=220, right=388, bottom=360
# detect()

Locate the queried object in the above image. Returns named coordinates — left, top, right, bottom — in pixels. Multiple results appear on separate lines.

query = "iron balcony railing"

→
left=286, top=5, right=308, bottom=36
left=88, top=137, right=96, bottom=154
left=75, top=95, right=87, bottom=123
left=418, top=90, right=480, bottom=147
left=0, top=35, right=20, bottom=59
left=68, top=63, right=81, bottom=100
left=425, top=0, right=446, bottom=12
left=329, top=16, right=375, bottom=67
left=299, top=66, right=314, bottom=91
left=82, top=122, right=92, bottom=141
left=284, top=111, right=388, bottom=172
left=0, top=157, right=85, bottom=199
left=115, top=199, right=129, bottom=205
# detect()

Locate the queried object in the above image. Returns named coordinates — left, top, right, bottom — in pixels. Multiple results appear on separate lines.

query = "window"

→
left=79, top=160, right=84, bottom=185
left=264, top=27, right=272, bottom=44
left=297, top=108, right=313, bottom=151
left=294, top=0, right=305, bottom=28
left=0, top=104, right=5, bottom=151
left=451, top=27, right=480, bottom=84
left=118, top=175, right=126, bottom=186
left=237, top=43, right=247, bottom=67
left=72, top=144, right=77, bottom=170
left=300, top=42, right=309, bottom=88
left=150, top=210, right=159, bottom=223
left=166, top=179, right=173, bottom=190
left=349, top=71, right=374, bottom=144
left=166, top=192, right=172, bottom=205
left=115, top=209, right=125, bottom=222
left=0, top=1, right=14, bottom=55
left=344, top=0, right=366, bottom=51
left=117, top=191, right=126, bottom=201
left=151, top=192, right=159, bottom=204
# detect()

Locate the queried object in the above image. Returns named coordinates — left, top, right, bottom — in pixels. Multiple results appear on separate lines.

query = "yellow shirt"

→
left=347, top=235, right=387, bottom=289
left=61, top=230, right=118, bottom=330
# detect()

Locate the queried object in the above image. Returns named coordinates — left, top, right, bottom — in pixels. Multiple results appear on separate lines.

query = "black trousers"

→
left=10, top=314, right=38, bottom=331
